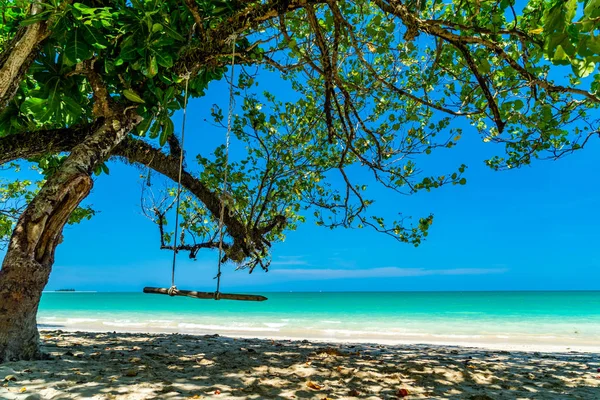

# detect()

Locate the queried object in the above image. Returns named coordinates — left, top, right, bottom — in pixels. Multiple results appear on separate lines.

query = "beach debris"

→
left=4, top=375, right=17, bottom=382
left=348, top=388, right=361, bottom=396
left=124, top=369, right=138, bottom=377
left=317, top=347, right=346, bottom=357
left=214, top=389, right=221, bottom=395
left=19, top=387, right=27, bottom=393
left=307, top=381, right=323, bottom=390
left=396, top=388, right=410, bottom=397
left=240, top=347, right=256, bottom=353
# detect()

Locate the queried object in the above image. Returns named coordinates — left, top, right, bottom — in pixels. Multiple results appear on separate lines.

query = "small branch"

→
left=68, top=59, right=114, bottom=117
left=183, top=0, right=206, bottom=37
left=451, top=41, right=505, bottom=133
left=161, top=242, right=229, bottom=259
left=305, top=3, right=335, bottom=142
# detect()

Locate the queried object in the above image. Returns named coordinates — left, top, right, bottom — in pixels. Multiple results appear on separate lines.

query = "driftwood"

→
left=143, top=287, right=268, bottom=301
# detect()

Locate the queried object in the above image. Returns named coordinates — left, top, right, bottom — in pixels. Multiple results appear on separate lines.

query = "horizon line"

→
left=42, top=289, right=600, bottom=293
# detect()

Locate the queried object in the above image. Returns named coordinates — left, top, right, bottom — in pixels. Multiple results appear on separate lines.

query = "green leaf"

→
left=544, top=3, right=566, bottom=33
left=73, top=3, right=98, bottom=15
left=147, top=56, right=158, bottom=78
left=62, top=97, right=83, bottom=120
left=119, top=36, right=139, bottom=61
left=565, top=0, right=577, bottom=22
left=513, top=100, right=524, bottom=110
left=136, top=116, right=153, bottom=136
left=123, top=89, right=145, bottom=103
left=149, top=121, right=161, bottom=139
left=587, top=35, right=600, bottom=56
left=154, top=52, right=173, bottom=68
left=82, top=25, right=110, bottom=50
left=159, top=117, right=174, bottom=146
left=546, top=33, right=572, bottom=58
left=64, top=30, right=92, bottom=64
left=162, top=23, right=185, bottom=42
left=553, top=45, right=570, bottom=64
left=20, top=11, right=52, bottom=26
left=584, top=0, right=600, bottom=19
left=477, top=58, right=491, bottom=74
left=152, top=23, right=163, bottom=33
left=20, top=98, right=46, bottom=115
left=571, top=58, right=596, bottom=78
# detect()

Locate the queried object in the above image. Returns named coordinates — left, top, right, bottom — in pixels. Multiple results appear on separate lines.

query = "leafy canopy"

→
left=0, top=0, right=598, bottom=268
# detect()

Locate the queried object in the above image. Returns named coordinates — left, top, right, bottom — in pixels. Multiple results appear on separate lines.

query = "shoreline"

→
left=39, top=325, right=600, bottom=354
left=2, top=330, right=599, bottom=399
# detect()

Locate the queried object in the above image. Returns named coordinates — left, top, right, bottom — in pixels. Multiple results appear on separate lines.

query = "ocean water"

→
left=38, top=291, right=600, bottom=349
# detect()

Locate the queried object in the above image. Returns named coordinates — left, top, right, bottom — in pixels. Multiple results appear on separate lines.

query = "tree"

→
left=0, top=0, right=598, bottom=362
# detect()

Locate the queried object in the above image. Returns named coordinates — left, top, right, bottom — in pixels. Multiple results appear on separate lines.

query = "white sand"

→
left=1, top=330, right=599, bottom=399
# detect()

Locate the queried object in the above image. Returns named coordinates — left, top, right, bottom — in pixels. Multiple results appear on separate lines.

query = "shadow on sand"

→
left=0, top=330, right=598, bottom=399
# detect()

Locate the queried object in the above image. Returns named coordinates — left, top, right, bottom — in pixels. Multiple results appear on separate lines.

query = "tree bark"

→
left=0, top=111, right=139, bottom=362
left=0, top=1, right=48, bottom=114
left=0, top=123, right=95, bottom=165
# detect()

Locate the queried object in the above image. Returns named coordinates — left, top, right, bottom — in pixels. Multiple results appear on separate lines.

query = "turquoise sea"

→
left=38, top=291, right=600, bottom=349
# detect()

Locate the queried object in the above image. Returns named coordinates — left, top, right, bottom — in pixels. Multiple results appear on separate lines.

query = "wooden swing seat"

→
left=143, top=287, right=267, bottom=301
left=144, top=42, right=264, bottom=302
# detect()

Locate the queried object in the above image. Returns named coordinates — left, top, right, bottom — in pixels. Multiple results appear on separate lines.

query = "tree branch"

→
left=112, top=137, right=284, bottom=262
left=0, top=1, right=49, bottom=114
left=0, top=123, right=96, bottom=166
left=174, top=0, right=327, bottom=77
left=183, top=0, right=207, bottom=37
left=0, top=126, right=286, bottom=262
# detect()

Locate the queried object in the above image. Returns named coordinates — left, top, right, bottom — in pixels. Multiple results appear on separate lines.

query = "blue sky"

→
left=2, top=71, right=600, bottom=292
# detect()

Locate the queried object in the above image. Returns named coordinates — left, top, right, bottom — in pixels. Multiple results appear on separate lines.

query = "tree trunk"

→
left=0, top=112, right=139, bottom=362
left=0, top=1, right=48, bottom=114
left=0, top=176, right=91, bottom=361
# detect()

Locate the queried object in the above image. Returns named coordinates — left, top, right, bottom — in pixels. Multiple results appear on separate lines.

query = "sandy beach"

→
left=1, top=330, right=598, bottom=399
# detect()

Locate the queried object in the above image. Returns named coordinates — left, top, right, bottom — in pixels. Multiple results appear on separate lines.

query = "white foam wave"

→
left=178, top=323, right=280, bottom=332
left=66, top=318, right=99, bottom=323
left=102, top=321, right=148, bottom=327
left=264, top=323, right=288, bottom=328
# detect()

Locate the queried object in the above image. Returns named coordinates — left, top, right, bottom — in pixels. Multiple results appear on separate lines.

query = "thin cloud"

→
left=270, top=256, right=309, bottom=266
left=271, top=267, right=508, bottom=279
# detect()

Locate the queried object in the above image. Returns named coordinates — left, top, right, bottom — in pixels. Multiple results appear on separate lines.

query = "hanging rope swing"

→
left=143, top=35, right=267, bottom=302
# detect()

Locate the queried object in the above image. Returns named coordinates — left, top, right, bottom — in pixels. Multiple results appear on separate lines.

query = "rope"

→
left=215, top=34, right=237, bottom=300
left=169, top=73, right=191, bottom=296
